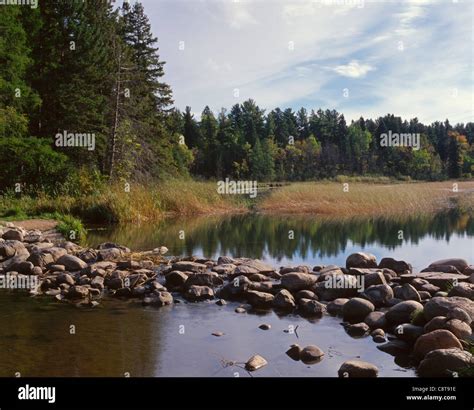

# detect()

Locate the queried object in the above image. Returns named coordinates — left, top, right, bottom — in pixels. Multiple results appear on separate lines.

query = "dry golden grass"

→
left=258, top=180, right=474, bottom=217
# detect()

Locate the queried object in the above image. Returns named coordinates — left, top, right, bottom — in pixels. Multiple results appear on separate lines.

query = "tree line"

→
left=1, top=1, right=473, bottom=195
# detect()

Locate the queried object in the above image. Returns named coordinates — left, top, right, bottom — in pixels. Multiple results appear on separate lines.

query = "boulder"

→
left=424, top=316, right=472, bottom=340
left=280, top=272, right=317, bottom=292
left=298, top=298, right=326, bottom=316
left=446, top=307, right=472, bottom=325
left=66, top=285, right=89, bottom=299
left=418, top=348, right=473, bottom=377
left=428, top=258, right=468, bottom=272
left=272, top=289, right=296, bottom=310
left=364, top=311, right=387, bottom=329
left=245, top=290, right=274, bottom=308
left=385, top=300, right=423, bottom=325
left=212, top=263, right=236, bottom=275
left=184, top=272, right=223, bottom=288
left=245, top=354, right=267, bottom=371
left=346, top=252, right=377, bottom=269
left=342, top=298, right=375, bottom=323
left=345, top=322, right=370, bottom=337
left=327, top=298, right=349, bottom=316
left=56, top=254, right=87, bottom=271
left=56, top=273, right=75, bottom=286
left=338, top=360, right=378, bottom=377
left=279, top=265, right=310, bottom=275
left=401, top=272, right=469, bottom=289
left=300, top=345, right=324, bottom=364
left=413, top=329, right=463, bottom=358
left=185, top=285, right=214, bottom=301
left=393, top=324, right=423, bottom=343
left=294, top=290, right=317, bottom=301
left=448, top=282, right=474, bottom=300
left=378, top=257, right=412, bottom=274
left=360, top=284, right=394, bottom=307
left=397, top=283, right=421, bottom=302
left=286, top=344, right=302, bottom=361
left=143, top=291, right=173, bottom=307
left=165, top=271, right=188, bottom=288
left=235, top=259, right=275, bottom=274
left=172, top=261, right=207, bottom=273
left=2, top=229, right=24, bottom=242
left=424, top=296, right=474, bottom=321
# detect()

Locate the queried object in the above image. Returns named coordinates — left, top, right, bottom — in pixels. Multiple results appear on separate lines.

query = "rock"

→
left=418, top=291, right=431, bottom=300
left=2, top=229, right=24, bottom=242
left=115, top=287, right=132, bottom=297
left=421, top=265, right=461, bottom=274
left=286, top=344, right=302, bottom=361
left=360, top=284, right=394, bottom=307
left=377, top=340, right=410, bottom=356
left=66, top=285, right=89, bottom=299
left=172, top=261, right=207, bottom=273
left=56, top=254, right=87, bottom=271
left=27, top=252, right=54, bottom=268
left=342, top=297, right=375, bottom=323
left=143, top=291, right=173, bottom=307
left=385, top=300, right=423, bottom=325
left=235, top=307, right=246, bottom=313
left=346, top=252, right=377, bottom=269
left=345, top=322, right=370, bottom=337
left=56, top=273, right=75, bottom=286
left=279, top=265, right=309, bottom=275
left=91, top=276, right=105, bottom=290
left=428, top=258, right=468, bottom=273
left=364, top=311, right=387, bottom=329
left=97, top=242, right=130, bottom=253
left=448, top=282, right=474, bottom=300
left=248, top=281, right=273, bottom=293
left=373, top=335, right=386, bottom=343
left=418, top=348, right=473, bottom=377
left=97, top=247, right=124, bottom=262
left=393, top=324, right=424, bottom=343
left=338, top=360, right=378, bottom=377
left=185, top=285, right=214, bottom=302
left=259, top=324, right=271, bottom=330
left=401, top=272, right=469, bottom=289
left=184, top=272, right=223, bottom=288
left=215, top=299, right=227, bottom=306
left=249, top=273, right=268, bottom=282
left=212, top=332, right=224, bottom=337
left=316, top=274, right=361, bottom=301
left=413, top=329, right=463, bottom=358
left=371, top=328, right=385, bottom=337
left=464, top=265, right=474, bottom=275
left=233, top=265, right=259, bottom=277
left=272, top=289, right=296, bottom=310
left=107, top=277, right=124, bottom=290
left=245, top=355, right=267, bottom=371
left=0, top=240, right=27, bottom=259
left=363, top=272, right=387, bottom=288
left=212, top=264, right=236, bottom=275
left=217, top=256, right=235, bottom=265
left=8, top=261, right=33, bottom=275
left=298, top=298, right=326, bottom=316
left=280, top=272, right=317, bottom=292
left=31, top=266, right=42, bottom=275
left=378, top=257, right=411, bottom=274
left=300, top=345, right=324, bottom=364
left=446, top=307, right=472, bottom=324
left=398, top=283, right=421, bottom=302
left=424, top=316, right=472, bottom=340
left=246, top=290, right=274, bottom=308
left=424, top=296, right=474, bottom=321
left=235, top=259, right=275, bottom=274
left=327, top=298, right=349, bottom=316
left=218, top=275, right=251, bottom=299
left=294, top=290, right=317, bottom=301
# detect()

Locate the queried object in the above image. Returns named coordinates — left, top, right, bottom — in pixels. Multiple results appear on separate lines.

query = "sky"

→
left=132, top=0, right=472, bottom=123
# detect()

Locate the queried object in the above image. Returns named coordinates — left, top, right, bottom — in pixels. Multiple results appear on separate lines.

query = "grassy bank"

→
left=0, top=180, right=247, bottom=224
left=257, top=180, right=474, bottom=217
left=1, top=179, right=473, bottom=225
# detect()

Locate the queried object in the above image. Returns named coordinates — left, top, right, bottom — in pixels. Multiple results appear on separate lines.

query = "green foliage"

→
left=54, top=213, right=86, bottom=244
left=0, top=137, right=70, bottom=193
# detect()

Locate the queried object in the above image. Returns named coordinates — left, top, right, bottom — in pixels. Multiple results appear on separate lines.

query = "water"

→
left=0, top=211, right=472, bottom=377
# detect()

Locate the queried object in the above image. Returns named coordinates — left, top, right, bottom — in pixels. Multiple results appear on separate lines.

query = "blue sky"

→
left=133, top=0, right=472, bottom=123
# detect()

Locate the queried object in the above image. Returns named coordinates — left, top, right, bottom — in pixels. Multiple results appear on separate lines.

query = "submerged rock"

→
left=300, top=345, right=324, bottom=364
left=418, top=348, right=473, bottom=377
left=338, top=360, right=378, bottom=377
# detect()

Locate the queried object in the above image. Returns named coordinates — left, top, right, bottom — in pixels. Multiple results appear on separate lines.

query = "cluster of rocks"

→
left=1, top=223, right=473, bottom=377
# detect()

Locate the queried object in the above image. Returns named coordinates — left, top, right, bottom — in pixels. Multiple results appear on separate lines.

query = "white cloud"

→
left=333, top=60, right=375, bottom=78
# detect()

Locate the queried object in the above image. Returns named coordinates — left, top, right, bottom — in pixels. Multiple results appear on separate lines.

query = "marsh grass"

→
left=0, top=180, right=246, bottom=223
left=258, top=181, right=474, bottom=217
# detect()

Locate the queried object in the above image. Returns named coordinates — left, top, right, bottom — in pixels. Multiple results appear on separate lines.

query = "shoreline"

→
left=0, top=222, right=472, bottom=377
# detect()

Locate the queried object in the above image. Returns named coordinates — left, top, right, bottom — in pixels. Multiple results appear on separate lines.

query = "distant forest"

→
left=1, top=1, right=473, bottom=194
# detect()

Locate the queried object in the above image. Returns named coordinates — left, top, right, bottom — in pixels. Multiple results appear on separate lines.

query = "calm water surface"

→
left=0, top=211, right=472, bottom=377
